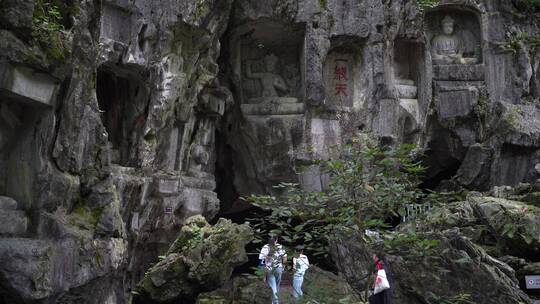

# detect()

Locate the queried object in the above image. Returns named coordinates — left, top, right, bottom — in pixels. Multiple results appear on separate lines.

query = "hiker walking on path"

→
left=292, top=250, right=310, bottom=299
left=369, top=253, right=393, bottom=304
left=259, top=236, right=287, bottom=304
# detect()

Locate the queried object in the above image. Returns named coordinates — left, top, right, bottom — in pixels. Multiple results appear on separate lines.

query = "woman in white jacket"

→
left=292, top=250, right=309, bottom=299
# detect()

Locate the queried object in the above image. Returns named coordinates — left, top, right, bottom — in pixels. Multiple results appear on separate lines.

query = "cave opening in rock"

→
left=96, top=64, right=148, bottom=167
left=420, top=156, right=461, bottom=191
left=420, top=130, right=463, bottom=191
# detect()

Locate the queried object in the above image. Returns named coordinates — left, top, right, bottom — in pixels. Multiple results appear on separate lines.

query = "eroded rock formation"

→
left=0, top=0, right=539, bottom=303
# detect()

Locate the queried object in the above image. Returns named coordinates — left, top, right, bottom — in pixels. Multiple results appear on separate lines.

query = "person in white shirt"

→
left=292, top=250, right=309, bottom=299
left=259, top=236, right=287, bottom=304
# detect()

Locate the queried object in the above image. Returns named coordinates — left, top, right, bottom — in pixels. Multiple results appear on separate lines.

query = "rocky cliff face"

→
left=0, top=0, right=538, bottom=303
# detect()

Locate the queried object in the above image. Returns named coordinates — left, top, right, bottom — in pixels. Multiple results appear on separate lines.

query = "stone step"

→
left=0, top=196, right=18, bottom=210
left=0, top=210, right=28, bottom=236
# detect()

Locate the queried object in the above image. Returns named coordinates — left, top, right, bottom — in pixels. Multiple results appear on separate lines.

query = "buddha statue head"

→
left=441, top=15, right=455, bottom=35
left=264, top=53, right=279, bottom=73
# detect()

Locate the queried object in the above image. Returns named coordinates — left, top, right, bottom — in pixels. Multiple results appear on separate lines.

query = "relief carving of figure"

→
left=431, top=16, right=464, bottom=65
left=246, top=53, right=288, bottom=98
left=187, top=119, right=214, bottom=175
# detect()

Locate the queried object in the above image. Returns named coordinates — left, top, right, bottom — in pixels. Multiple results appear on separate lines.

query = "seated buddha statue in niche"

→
left=246, top=53, right=296, bottom=103
left=431, top=15, right=478, bottom=65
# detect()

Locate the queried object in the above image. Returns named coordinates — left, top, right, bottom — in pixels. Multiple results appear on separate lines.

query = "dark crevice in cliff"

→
left=420, top=115, right=465, bottom=190
left=214, top=125, right=265, bottom=272
left=50, top=76, right=71, bottom=173
left=420, top=153, right=461, bottom=191
left=214, top=129, right=253, bottom=221
left=96, top=64, right=149, bottom=167
left=214, top=131, right=236, bottom=209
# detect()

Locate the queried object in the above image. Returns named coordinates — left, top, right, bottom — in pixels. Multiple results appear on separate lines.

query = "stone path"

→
left=277, top=271, right=296, bottom=303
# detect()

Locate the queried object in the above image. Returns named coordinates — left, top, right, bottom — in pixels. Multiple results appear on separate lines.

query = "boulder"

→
left=491, top=181, right=540, bottom=209
left=134, top=216, right=253, bottom=303
left=469, top=196, right=540, bottom=257
left=0, top=210, right=28, bottom=236
left=0, top=196, right=18, bottom=210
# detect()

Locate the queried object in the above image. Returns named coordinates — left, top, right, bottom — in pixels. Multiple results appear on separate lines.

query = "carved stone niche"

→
left=426, top=7, right=484, bottom=81
left=393, top=41, right=423, bottom=100
left=391, top=40, right=426, bottom=141
left=96, top=64, right=148, bottom=167
left=0, top=63, right=58, bottom=219
left=100, top=2, right=131, bottom=44
left=0, top=62, right=58, bottom=153
left=233, top=20, right=305, bottom=116
left=323, top=40, right=364, bottom=110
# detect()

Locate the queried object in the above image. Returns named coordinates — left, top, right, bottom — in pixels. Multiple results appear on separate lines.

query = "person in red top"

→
left=369, top=253, right=393, bottom=304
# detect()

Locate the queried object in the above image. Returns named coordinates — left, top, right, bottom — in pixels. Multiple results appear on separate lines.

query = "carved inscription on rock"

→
left=324, top=53, right=354, bottom=108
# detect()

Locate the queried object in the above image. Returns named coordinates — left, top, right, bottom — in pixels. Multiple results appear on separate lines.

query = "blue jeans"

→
left=266, top=267, right=283, bottom=304
left=292, top=272, right=304, bottom=299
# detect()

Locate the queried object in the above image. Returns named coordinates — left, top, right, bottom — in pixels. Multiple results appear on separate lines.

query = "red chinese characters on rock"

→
left=334, top=59, right=348, bottom=96
left=334, top=84, right=348, bottom=96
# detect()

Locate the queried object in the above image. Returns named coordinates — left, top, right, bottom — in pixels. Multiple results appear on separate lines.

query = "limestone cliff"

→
left=0, top=0, right=538, bottom=303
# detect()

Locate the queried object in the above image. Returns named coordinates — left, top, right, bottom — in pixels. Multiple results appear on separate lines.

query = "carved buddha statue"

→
left=246, top=53, right=295, bottom=102
left=431, top=16, right=476, bottom=65
left=241, top=53, right=302, bottom=115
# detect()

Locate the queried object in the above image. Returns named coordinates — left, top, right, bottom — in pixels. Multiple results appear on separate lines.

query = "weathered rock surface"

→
left=0, top=0, right=539, bottom=302
left=134, top=215, right=252, bottom=303
left=0, top=237, right=127, bottom=303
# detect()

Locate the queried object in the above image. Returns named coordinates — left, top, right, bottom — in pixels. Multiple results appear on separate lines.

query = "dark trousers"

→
left=369, top=290, right=389, bottom=304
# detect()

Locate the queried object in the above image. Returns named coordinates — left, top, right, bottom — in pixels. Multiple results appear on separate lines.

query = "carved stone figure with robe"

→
left=431, top=15, right=464, bottom=65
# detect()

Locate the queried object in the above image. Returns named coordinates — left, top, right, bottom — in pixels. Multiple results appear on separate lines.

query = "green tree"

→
left=245, top=138, right=430, bottom=262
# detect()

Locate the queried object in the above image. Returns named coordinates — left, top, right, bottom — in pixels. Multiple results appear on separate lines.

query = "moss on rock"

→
left=134, top=215, right=253, bottom=303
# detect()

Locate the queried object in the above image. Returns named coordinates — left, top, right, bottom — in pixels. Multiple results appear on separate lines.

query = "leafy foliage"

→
left=426, top=293, right=475, bottom=304
left=473, top=93, right=490, bottom=141
left=32, top=0, right=72, bottom=61
left=381, top=231, right=439, bottom=257
left=514, top=0, right=540, bottom=16
left=416, top=0, right=439, bottom=12
left=245, top=139, right=435, bottom=263
left=494, top=205, right=537, bottom=245
left=503, top=32, right=540, bottom=56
